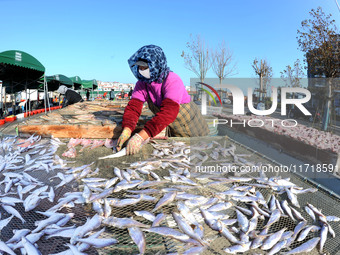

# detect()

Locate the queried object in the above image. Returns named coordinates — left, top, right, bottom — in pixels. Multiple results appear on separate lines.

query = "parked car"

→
left=222, top=97, right=231, bottom=104
left=289, top=106, right=321, bottom=122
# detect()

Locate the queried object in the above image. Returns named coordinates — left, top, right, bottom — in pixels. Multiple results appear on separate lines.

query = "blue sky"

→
left=1, top=0, right=339, bottom=86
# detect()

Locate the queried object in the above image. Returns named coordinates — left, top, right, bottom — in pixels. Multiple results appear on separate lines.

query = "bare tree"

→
left=297, top=6, right=339, bottom=131
left=280, top=59, right=305, bottom=88
left=181, top=34, right=212, bottom=83
left=212, top=40, right=237, bottom=84
left=252, top=58, right=273, bottom=102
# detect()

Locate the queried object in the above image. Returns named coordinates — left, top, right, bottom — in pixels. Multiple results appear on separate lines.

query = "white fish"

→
left=0, top=197, right=23, bottom=206
left=21, top=236, right=42, bottom=255
left=319, top=224, right=328, bottom=253
left=134, top=211, right=156, bottom=222
left=77, top=228, right=106, bottom=252
left=48, top=187, right=55, bottom=203
left=12, top=232, right=44, bottom=250
left=103, top=199, right=112, bottom=218
left=98, top=148, right=127, bottom=159
left=152, top=192, right=177, bottom=212
left=56, top=213, right=74, bottom=226
left=2, top=204, right=25, bottom=223
left=24, top=194, right=43, bottom=212
left=0, top=215, right=14, bottom=231
left=6, top=229, right=30, bottom=243
left=0, top=240, right=16, bottom=255
left=152, top=213, right=166, bottom=227
left=128, top=227, right=146, bottom=254
left=71, top=214, right=102, bottom=244
left=77, top=237, right=118, bottom=248
left=33, top=214, right=66, bottom=233
left=284, top=237, right=320, bottom=254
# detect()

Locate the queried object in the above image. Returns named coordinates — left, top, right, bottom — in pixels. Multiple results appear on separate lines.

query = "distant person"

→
left=128, top=87, right=133, bottom=99
left=103, top=91, right=108, bottom=99
left=53, top=96, right=59, bottom=106
left=257, top=101, right=265, bottom=111
left=57, top=85, right=83, bottom=108
left=121, top=89, right=125, bottom=100
left=86, top=90, right=90, bottom=101
left=110, top=89, right=115, bottom=100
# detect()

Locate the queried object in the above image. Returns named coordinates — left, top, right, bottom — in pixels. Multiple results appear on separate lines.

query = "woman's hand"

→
left=126, top=130, right=150, bottom=155
left=116, top=128, right=131, bottom=151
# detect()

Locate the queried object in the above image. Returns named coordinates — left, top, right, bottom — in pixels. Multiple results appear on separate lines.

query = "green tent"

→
left=0, top=50, right=45, bottom=92
left=43, top=74, right=74, bottom=91
left=69, top=76, right=82, bottom=90
left=82, top=79, right=98, bottom=90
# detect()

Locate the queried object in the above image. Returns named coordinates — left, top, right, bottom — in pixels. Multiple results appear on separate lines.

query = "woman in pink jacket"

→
left=117, top=45, right=208, bottom=155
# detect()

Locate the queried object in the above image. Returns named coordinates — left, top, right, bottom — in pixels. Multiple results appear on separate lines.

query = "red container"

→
left=5, top=116, right=16, bottom=122
left=0, top=119, right=5, bottom=125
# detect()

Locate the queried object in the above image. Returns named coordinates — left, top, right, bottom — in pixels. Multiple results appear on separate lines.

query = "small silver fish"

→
left=305, top=206, right=316, bottom=221
left=284, top=237, right=320, bottom=254
left=128, top=227, right=146, bottom=254
left=172, top=212, right=206, bottom=246
left=152, top=213, right=166, bottom=227
left=71, top=214, right=102, bottom=244
left=261, top=228, right=286, bottom=250
left=143, top=227, right=191, bottom=243
left=218, top=221, right=241, bottom=244
left=98, top=148, right=127, bottom=159
left=235, top=209, right=249, bottom=233
left=152, top=192, right=177, bottom=212
left=0, top=240, right=16, bottom=255
left=0, top=215, right=14, bottom=231
left=223, top=241, right=251, bottom=254
left=21, top=236, right=42, bottom=255
left=292, top=220, right=307, bottom=239
left=267, top=239, right=287, bottom=255
left=103, top=216, right=150, bottom=229
left=264, top=209, right=281, bottom=228
left=2, top=204, right=25, bottom=223
left=76, top=237, right=118, bottom=248
left=319, top=224, right=328, bottom=253
left=297, top=225, right=320, bottom=242
left=290, top=207, right=306, bottom=221
left=281, top=200, right=295, bottom=221
left=134, top=211, right=156, bottom=222
left=32, top=214, right=66, bottom=233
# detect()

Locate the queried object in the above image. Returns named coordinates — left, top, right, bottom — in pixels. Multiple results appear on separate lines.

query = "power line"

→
left=335, top=0, right=340, bottom=13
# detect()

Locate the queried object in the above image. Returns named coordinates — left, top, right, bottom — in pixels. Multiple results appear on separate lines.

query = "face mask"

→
left=139, top=68, right=151, bottom=79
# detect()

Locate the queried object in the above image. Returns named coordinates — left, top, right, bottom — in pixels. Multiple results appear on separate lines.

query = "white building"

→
left=97, top=81, right=134, bottom=91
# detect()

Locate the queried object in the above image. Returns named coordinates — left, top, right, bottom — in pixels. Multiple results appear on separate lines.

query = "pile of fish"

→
left=62, top=138, right=115, bottom=158
left=0, top=135, right=339, bottom=254
left=214, top=113, right=340, bottom=153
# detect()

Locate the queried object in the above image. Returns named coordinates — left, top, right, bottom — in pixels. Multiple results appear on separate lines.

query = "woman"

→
left=57, top=85, right=83, bottom=108
left=117, top=45, right=209, bottom=155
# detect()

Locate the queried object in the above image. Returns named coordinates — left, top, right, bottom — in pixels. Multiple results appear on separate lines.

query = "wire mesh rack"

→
left=1, top=135, right=340, bottom=254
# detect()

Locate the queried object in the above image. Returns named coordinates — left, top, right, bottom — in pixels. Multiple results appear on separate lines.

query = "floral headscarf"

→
left=128, top=45, right=170, bottom=83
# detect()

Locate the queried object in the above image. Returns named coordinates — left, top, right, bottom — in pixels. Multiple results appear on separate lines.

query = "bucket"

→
left=204, top=117, right=219, bottom=136
left=16, top=113, right=25, bottom=120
